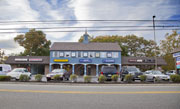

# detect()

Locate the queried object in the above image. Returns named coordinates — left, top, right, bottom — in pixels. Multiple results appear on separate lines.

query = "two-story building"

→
left=49, top=32, right=122, bottom=76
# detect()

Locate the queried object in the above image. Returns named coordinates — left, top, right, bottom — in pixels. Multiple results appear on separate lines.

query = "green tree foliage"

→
left=160, top=31, right=180, bottom=70
left=79, top=34, right=157, bottom=57
left=14, top=29, right=51, bottom=56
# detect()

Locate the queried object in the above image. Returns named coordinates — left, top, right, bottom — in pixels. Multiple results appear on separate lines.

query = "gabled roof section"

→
left=50, top=42, right=122, bottom=51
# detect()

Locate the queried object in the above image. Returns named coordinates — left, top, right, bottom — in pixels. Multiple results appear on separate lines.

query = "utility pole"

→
left=153, top=15, right=158, bottom=70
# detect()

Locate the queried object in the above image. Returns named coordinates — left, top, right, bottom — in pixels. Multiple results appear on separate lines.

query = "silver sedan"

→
left=145, top=70, right=170, bottom=82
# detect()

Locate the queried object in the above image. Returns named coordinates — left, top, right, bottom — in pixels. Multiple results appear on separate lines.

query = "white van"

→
left=0, top=64, right=12, bottom=75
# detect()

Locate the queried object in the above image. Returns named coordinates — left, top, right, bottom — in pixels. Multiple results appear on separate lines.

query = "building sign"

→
left=102, top=59, right=115, bottom=63
left=29, top=58, right=43, bottom=62
left=128, top=59, right=137, bottom=62
left=54, top=59, right=68, bottom=62
left=79, top=59, right=92, bottom=63
left=128, top=59, right=154, bottom=63
left=15, top=58, right=28, bottom=62
left=173, top=52, right=180, bottom=58
left=137, top=59, right=143, bottom=63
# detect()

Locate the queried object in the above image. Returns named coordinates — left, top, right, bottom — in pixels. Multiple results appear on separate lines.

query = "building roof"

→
left=5, top=56, right=49, bottom=64
left=171, top=47, right=180, bottom=53
left=50, top=42, right=122, bottom=51
left=122, top=56, right=167, bottom=66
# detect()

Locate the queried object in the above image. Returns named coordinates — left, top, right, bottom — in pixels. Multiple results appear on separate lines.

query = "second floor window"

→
left=65, top=52, right=71, bottom=57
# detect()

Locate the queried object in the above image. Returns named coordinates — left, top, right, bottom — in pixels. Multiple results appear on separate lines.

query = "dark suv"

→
left=120, top=66, right=143, bottom=81
left=100, top=66, right=118, bottom=80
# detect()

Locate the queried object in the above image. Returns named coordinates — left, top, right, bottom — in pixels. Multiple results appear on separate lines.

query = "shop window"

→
left=112, top=52, right=118, bottom=58
left=71, top=52, right=76, bottom=57
left=88, top=52, right=95, bottom=58
left=65, top=52, right=71, bottom=57
left=54, top=51, right=59, bottom=57
left=95, top=52, right=100, bottom=58
left=83, top=52, right=88, bottom=57
left=107, top=52, right=112, bottom=58
left=59, top=52, right=64, bottom=57
left=100, top=52, right=107, bottom=58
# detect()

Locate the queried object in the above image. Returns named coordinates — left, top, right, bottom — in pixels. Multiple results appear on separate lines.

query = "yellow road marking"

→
left=0, top=89, right=180, bottom=94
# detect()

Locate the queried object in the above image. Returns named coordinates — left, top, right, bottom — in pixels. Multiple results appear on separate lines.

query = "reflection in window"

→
left=65, top=52, right=71, bottom=57
left=59, top=52, right=64, bottom=57
left=95, top=52, right=100, bottom=58
left=112, top=52, right=118, bottom=58
left=100, top=52, right=107, bottom=58
left=88, top=52, right=95, bottom=58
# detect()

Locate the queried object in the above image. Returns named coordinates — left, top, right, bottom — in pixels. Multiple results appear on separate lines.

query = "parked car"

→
left=7, top=68, right=31, bottom=80
left=0, top=64, right=11, bottom=76
left=166, top=70, right=176, bottom=76
left=100, top=66, right=118, bottom=80
left=46, top=69, right=71, bottom=81
left=144, top=70, right=170, bottom=82
left=120, top=66, right=143, bottom=81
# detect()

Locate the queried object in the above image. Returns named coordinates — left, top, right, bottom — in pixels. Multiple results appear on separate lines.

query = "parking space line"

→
left=0, top=89, right=180, bottom=94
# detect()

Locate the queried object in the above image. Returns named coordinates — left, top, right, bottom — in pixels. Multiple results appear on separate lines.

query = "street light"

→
left=153, top=15, right=158, bottom=70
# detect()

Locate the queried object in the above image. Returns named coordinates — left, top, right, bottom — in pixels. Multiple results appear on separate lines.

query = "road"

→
left=0, top=83, right=180, bottom=109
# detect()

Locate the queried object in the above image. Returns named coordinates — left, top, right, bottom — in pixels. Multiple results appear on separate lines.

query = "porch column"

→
left=96, top=64, right=99, bottom=77
left=72, top=64, right=75, bottom=74
left=84, top=64, right=87, bottom=76
left=49, top=63, right=52, bottom=72
left=119, top=64, right=121, bottom=73
left=60, top=64, right=63, bottom=69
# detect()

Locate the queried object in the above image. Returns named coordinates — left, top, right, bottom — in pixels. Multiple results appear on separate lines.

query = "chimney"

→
left=83, top=29, right=89, bottom=44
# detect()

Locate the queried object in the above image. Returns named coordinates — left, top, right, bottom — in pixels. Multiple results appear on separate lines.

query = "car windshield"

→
left=52, top=69, right=66, bottom=73
left=152, top=70, right=162, bottom=75
left=127, top=67, right=139, bottom=72
left=12, top=69, right=24, bottom=72
left=102, top=67, right=116, bottom=73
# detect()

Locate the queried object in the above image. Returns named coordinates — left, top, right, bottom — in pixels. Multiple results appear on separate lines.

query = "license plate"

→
left=108, top=74, right=112, bottom=76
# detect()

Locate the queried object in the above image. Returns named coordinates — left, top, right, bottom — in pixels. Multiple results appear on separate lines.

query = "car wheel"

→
left=153, top=77, right=156, bottom=83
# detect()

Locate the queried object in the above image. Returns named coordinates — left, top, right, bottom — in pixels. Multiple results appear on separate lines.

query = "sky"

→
left=0, top=0, right=180, bottom=55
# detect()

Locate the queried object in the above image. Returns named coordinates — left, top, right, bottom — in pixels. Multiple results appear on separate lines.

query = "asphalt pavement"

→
left=0, top=83, right=180, bottom=109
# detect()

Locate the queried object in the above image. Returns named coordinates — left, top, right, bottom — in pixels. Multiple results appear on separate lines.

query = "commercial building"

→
left=5, top=32, right=167, bottom=75
left=172, top=47, right=180, bottom=74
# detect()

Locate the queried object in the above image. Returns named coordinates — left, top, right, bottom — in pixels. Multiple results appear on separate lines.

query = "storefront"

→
left=49, top=32, right=122, bottom=76
left=5, top=56, right=49, bottom=75
left=122, top=56, right=167, bottom=71
left=172, top=47, right=180, bottom=74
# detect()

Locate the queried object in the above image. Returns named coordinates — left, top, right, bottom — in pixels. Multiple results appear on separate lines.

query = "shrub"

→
left=0, top=76, right=11, bottom=81
left=111, top=74, right=119, bottom=82
left=170, top=74, right=180, bottom=83
left=19, top=75, right=29, bottom=82
left=98, top=75, right=107, bottom=83
left=84, top=75, right=91, bottom=83
left=52, top=75, right=62, bottom=81
left=35, top=74, right=43, bottom=82
left=70, top=74, right=78, bottom=82
left=125, top=74, right=133, bottom=83
left=140, top=75, right=147, bottom=82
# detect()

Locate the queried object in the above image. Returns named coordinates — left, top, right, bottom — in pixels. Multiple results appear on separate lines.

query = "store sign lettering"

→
left=173, top=52, right=180, bottom=57
left=102, top=59, right=115, bottom=63
left=29, top=58, right=43, bottom=62
left=54, top=59, right=68, bottom=62
left=79, top=59, right=92, bottom=63
left=15, top=58, right=28, bottom=62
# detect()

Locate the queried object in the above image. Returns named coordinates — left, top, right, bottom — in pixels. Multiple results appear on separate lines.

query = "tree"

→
left=14, top=29, right=51, bottom=56
left=0, top=49, right=5, bottom=64
left=78, top=34, right=157, bottom=57
left=160, top=31, right=180, bottom=70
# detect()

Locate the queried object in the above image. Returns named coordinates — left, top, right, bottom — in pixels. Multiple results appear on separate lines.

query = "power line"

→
left=0, top=25, right=179, bottom=30
left=0, top=28, right=179, bottom=34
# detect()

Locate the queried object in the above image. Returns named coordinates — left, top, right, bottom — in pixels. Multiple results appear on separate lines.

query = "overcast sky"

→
left=0, top=0, right=180, bottom=55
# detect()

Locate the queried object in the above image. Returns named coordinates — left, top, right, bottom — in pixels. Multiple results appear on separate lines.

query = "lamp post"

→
left=153, top=15, right=158, bottom=70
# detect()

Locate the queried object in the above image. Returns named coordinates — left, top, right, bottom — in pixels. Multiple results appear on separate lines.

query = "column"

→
left=96, top=64, right=99, bottom=77
left=72, top=64, right=75, bottom=74
left=84, top=64, right=87, bottom=76
left=119, top=64, right=121, bottom=73
left=49, top=63, right=52, bottom=72
left=60, top=64, right=63, bottom=69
